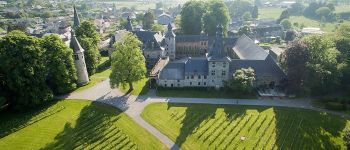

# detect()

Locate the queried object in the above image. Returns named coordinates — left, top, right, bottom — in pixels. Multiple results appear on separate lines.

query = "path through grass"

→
left=142, top=103, right=349, bottom=150
left=0, top=100, right=166, bottom=150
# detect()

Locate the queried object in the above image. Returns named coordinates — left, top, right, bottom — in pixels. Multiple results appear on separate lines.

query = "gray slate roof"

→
left=233, top=34, right=269, bottom=60
left=132, top=31, right=163, bottom=51
left=184, top=57, right=208, bottom=75
left=229, top=55, right=285, bottom=78
left=159, top=59, right=186, bottom=80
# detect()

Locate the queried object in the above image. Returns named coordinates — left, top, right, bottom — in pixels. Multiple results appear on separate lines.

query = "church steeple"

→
left=125, top=16, right=133, bottom=31
left=165, top=23, right=175, bottom=38
left=210, top=24, right=225, bottom=59
left=73, top=5, right=80, bottom=28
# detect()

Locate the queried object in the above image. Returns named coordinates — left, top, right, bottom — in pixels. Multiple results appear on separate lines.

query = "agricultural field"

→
left=259, top=7, right=284, bottom=19
left=289, top=16, right=350, bottom=32
left=142, top=103, right=349, bottom=150
left=0, top=100, right=166, bottom=149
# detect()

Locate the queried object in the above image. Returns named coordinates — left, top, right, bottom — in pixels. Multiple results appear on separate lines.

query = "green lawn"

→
left=0, top=100, right=167, bottom=150
left=289, top=16, right=350, bottom=32
left=142, top=103, right=349, bottom=150
left=74, top=57, right=111, bottom=92
left=259, top=7, right=284, bottom=19
left=157, top=88, right=256, bottom=99
left=335, top=5, right=350, bottom=13
left=119, top=78, right=149, bottom=96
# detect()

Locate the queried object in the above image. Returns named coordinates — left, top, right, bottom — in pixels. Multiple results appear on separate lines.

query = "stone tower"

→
left=70, top=30, right=89, bottom=85
left=164, top=23, right=176, bottom=60
left=208, top=24, right=230, bottom=88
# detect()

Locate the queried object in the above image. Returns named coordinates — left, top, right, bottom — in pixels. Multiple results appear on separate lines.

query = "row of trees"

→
left=280, top=24, right=350, bottom=96
left=180, top=0, right=230, bottom=36
left=0, top=31, right=77, bottom=110
left=0, top=21, right=101, bottom=110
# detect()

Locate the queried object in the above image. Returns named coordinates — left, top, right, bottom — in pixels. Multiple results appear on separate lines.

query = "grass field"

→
left=335, top=5, right=350, bottom=13
left=142, top=103, right=349, bottom=150
left=289, top=16, right=350, bottom=32
left=74, top=57, right=111, bottom=92
left=0, top=100, right=166, bottom=150
left=157, top=88, right=256, bottom=99
left=259, top=7, right=284, bottom=19
left=119, top=78, right=149, bottom=96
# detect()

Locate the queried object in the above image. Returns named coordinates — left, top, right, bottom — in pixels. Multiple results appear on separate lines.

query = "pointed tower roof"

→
left=165, top=23, right=175, bottom=38
left=70, top=30, right=84, bottom=53
left=125, top=16, right=133, bottom=31
left=73, top=5, right=80, bottom=28
left=209, top=24, right=226, bottom=60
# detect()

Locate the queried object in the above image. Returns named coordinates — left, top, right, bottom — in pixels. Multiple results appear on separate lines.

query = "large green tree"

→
left=302, top=35, right=341, bottom=95
left=0, top=31, right=53, bottom=110
left=226, top=68, right=255, bottom=94
left=142, top=12, right=155, bottom=30
left=42, top=34, right=77, bottom=94
left=280, top=41, right=310, bottom=94
left=75, top=21, right=101, bottom=75
left=180, top=0, right=207, bottom=35
left=203, top=0, right=230, bottom=36
left=227, top=0, right=253, bottom=18
left=110, top=33, right=146, bottom=91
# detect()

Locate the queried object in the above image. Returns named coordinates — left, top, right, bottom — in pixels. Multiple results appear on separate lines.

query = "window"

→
left=171, top=84, right=173, bottom=87
left=222, top=71, right=226, bottom=76
left=204, top=82, right=207, bottom=85
left=190, top=82, right=192, bottom=85
left=198, top=82, right=200, bottom=85
left=198, top=75, right=201, bottom=79
left=177, top=80, right=180, bottom=82
left=178, top=84, right=180, bottom=86
left=164, top=84, right=167, bottom=87
left=191, top=75, right=194, bottom=79
left=74, top=55, right=79, bottom=60
left=187, top=76, right=189, bottom=79
left=204, top=75, right=207, bottom=79
left=223, top=62, right=226, bottom=68
left=211, top=70, right=215, bottom=75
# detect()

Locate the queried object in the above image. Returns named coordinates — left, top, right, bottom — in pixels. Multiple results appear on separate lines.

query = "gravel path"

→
left=59, top=79, right=350, bottom=149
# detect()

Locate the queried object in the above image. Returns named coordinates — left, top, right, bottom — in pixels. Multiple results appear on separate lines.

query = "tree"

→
left=110, top=33, right=147, bottom=91
left=280, top=19, right=292, bottom=30
left=344, top=127, right=350, bottom=149
left=303, top=2, right=320, bottom=18
left=242, top=11, right=252, bottom=21
left=226, top=68, right=255, bottom=94
left=151, top=24, right=165, bottom=32
left=316, top=7, right=331, bottom=18
left=285, top=29, right=297, bottom=42
left=280, top=41, right=310, bottom=94
left=252, top=5, right=259, bottom=19
left=42, top=34, right=77, bottom=94
left=203, top=0, right=230, bottom=36
left=277, top=9, right=290, bottom=23
left=302, top=35, right=341, bottom=95
left=180, top=0, right=206, bottom=35
left=75, top=21, right=101, bottom=75
left=237, top=25, right=251, bottom=36
left=287, top=2, right=305, bottom=16
left=0, top=31, right=52, bottom=110
left=142, top=12, right=155, bottom=30
left=227, top=0, right=253, bottom=18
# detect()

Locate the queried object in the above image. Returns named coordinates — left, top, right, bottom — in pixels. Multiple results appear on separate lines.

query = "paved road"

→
left=60, top=79, right=350, bottom=149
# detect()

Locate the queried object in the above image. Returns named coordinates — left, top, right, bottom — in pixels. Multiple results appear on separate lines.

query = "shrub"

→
left=344, top=127, right=350, bottom=149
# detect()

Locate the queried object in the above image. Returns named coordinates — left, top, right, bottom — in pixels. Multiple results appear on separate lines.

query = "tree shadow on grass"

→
left=166, top=103, right=270, bottom=149
left=0, top=100, right=60, bottom=138
left=41, top=101, right=122, bottom=150
left=274, top=107, right=348, bottom=149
